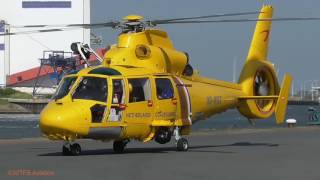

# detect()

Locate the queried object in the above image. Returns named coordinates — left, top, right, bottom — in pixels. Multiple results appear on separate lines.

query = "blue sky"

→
left=91, top=0, right=320, bottom=92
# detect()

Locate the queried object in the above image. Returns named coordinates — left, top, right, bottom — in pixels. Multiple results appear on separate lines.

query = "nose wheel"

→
left=174, top=127, right=189, bottom=151
left=62, top=142, right=81, bottom=156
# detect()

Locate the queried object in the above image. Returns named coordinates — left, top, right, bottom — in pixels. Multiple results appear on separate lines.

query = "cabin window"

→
left=128, top=78, right=151, bottom=103
left=72, top=77, right=108, bottom=102
left=88, top=67, right=121, bottom=76
left=155, top=78, right=174, bottom=100
left=53, top=76, right=77, bottom=100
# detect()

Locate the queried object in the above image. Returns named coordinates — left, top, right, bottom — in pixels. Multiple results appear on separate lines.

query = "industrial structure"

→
left=0, top=0, right=90, bottom=88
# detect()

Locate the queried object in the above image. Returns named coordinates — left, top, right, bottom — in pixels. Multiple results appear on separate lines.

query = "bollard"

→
left=286, top=119, right=297, bottom=128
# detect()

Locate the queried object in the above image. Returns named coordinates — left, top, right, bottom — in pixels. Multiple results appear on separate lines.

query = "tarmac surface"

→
left=1, top=127, right=320, bottom=180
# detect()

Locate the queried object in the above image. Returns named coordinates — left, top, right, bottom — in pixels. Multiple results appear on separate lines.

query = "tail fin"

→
left=275, top=74, right=292, bottom=124
left=247, top=5, right=273, bottom=61
left=237, top=5, right=291, bottom=122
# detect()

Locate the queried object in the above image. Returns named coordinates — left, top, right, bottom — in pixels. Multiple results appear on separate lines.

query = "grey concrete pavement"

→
left=0, top=127, right=320, bottom=180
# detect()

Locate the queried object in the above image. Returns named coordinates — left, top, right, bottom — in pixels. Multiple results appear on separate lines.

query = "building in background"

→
left=0, top=0, right=90, bottom=87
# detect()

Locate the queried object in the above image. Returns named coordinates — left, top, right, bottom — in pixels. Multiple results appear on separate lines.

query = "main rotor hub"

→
left=123, top=15, right=144, bottom=22
left=122, top=15, right=145, bottom=33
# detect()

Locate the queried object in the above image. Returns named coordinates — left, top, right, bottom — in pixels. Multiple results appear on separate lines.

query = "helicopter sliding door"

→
left=153, top=77, right=177, bottom=122
left=124, top=77, right=154, bottom=125
left=123, top=77, right=153, bottom=138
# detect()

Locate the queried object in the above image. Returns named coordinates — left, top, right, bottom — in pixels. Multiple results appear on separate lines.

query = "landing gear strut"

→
left=173, top=127, right=189, bottom=151
left=113, top=140, right=129, bottom=153
left=62, top=142, right=81, bottom=156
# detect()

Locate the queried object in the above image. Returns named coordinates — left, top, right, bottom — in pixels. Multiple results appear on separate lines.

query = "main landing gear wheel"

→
left=62, top=145, right=71, bottom=156
left=70, top=143, right=81, bottom=156
left=62, top=143, right=81, bottom=156
left=113, top=140, right=127, bottom=153
left=177, top=138, right=189, bottom=151
left=174, top=127, right=189, bottom=152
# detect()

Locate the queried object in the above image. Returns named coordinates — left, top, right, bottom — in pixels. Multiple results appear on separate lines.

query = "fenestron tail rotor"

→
left=254, top=71, right=272, bottom=110
left=255, top=72, right=269, bottom=96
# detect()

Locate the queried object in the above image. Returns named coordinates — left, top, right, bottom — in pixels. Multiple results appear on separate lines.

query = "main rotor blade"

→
left=9, top=21, right=119, bottom=29
left=0, top=27, right=77, bottom=36
left=11, top=12, right=261, bottom=29
left=150, top=11, right=261, bottom=25
left=0, top=26, right=108, bottom=36
left=159, top=17, right=320, bottom=24
left=0, top=22, right=119, bottom=36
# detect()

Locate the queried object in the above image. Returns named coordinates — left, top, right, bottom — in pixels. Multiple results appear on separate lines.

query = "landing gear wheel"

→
left=70, top=143, right=81, bottom=156
left=113, top=140, right=126, bottom=153
left=62, top=145, right=71, bottom=156
left=177, top=138, right=189, bottom=151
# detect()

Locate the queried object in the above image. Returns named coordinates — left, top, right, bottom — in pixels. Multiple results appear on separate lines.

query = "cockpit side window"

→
left=53, top=76, right=77, bottom=100
left=72, top=77, right=108, bottom=102
left=128, top=78, right=151, bottom=103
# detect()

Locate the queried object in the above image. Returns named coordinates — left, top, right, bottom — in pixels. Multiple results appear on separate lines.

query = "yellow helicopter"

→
left=2, top=5, right=299, bottom=155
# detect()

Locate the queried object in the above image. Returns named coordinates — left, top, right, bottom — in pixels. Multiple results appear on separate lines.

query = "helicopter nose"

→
left=39, top=102, right=89, bottom=140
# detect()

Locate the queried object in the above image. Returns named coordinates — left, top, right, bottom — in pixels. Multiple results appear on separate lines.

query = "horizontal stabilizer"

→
left=238, top=95, right=278, bottom=100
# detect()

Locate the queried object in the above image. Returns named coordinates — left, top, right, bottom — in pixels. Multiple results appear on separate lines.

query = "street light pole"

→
left=291, top=80, right=294, bottom=97
left=232, top=57, right=237, bottom=83
left=303, top=80, right=313, bottom=100
left=300, top=83, right=303, bottom=100
left=311, top=81, right=314, bottom=101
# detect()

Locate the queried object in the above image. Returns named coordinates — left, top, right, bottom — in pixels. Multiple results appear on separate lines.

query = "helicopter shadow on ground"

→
left=37, top=141, right=278, bottom=156
left=188, top=141, right=278, bottom=153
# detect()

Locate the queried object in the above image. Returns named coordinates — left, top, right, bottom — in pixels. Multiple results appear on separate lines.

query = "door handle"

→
left=147, top=100, right=153, bottom=107
left=171, top=98, right=178, bottom=105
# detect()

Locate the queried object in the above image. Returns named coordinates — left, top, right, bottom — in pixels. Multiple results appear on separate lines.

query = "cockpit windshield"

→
left=72, top=77, right=108, bottom=102
left=53, top=76, right=77, bottom=100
